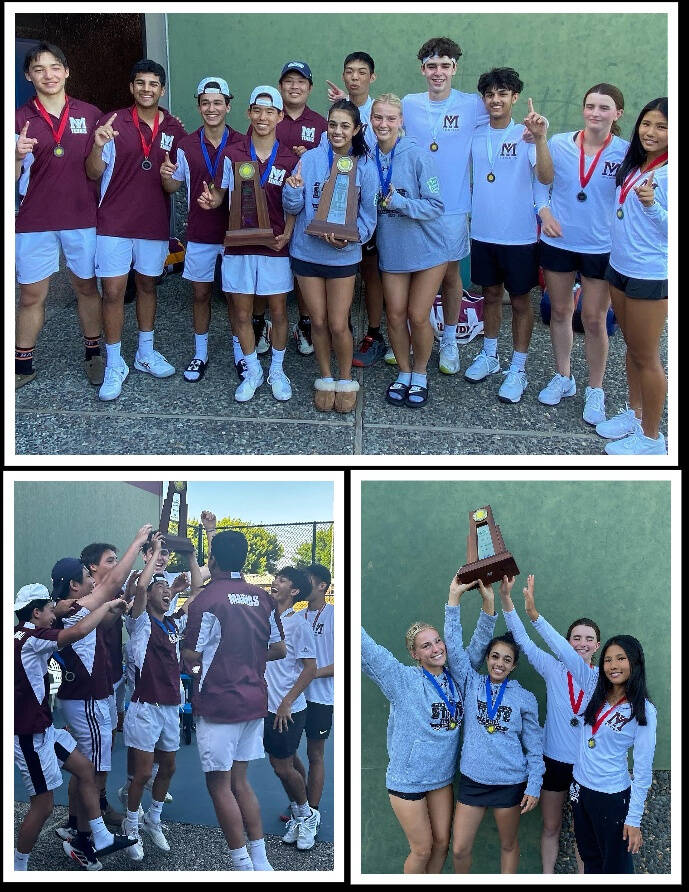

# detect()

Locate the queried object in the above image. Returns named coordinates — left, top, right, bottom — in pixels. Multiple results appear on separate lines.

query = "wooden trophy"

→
left=159, top=481, right=195, bottom=553
left=305, top=155, right=360, bottom=242
left=456, top=506, right=519, bottom=588
left=225, top=160, right=275, bottom=247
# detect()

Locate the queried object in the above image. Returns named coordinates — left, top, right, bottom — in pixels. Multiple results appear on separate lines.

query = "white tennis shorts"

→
left=14, top=725, right=77, bottom=797
left=195, top=715, right=264, bottom=772
left=221, top=254, right=292, bottom=295
left=95, top=235, right=168, bottom=278
left=182, top=241, right=225, bottom=282
left=123, top=700, right=180, bottom=753
left=16, top=227, right=97, bottom=284
left=58, top=696, right=112, bottom=772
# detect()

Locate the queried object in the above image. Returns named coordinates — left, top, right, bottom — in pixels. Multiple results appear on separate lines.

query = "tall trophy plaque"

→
left=225, top=160, right=275, bottom=247
left=456, top=506, right=519, bottom=587
left=159, top=481, right=195, bottom=553
left=305, top=155, right=360, bottom=242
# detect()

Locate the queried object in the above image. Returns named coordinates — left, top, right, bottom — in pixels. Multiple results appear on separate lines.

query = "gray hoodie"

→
left=374, top=135, right=446, bottom=273
left=361, top=605, right=496, bottom=794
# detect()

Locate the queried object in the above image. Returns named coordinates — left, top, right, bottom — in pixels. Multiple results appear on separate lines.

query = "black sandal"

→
left=385, top=380, right=410, bottom=405
left=405, top=383, right=429, bottom=408
left=183, top=358, right=208, bottom=382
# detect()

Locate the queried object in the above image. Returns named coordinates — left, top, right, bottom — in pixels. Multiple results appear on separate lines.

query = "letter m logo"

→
left=603, top=161, right=621, bottom=177
left=500, top=142, right=518, bottom=157
left=443, top=114, right=459, bottom=130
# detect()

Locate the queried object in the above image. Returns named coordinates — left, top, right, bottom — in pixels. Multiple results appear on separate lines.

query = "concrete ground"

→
left=14, top=267, right=668, bottom=456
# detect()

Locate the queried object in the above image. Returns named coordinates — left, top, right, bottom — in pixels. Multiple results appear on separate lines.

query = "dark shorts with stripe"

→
left=304, top=701, right=333, bottom=740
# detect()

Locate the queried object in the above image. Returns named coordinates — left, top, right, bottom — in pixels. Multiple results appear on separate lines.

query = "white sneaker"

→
left=140, top=814, right=170, bottom=851
left=120, top=821, right=144, bottom=861
left=134, top=349, right=175, bottom=378
left=235, top=366, right=264, bottom=402
left=296, top=808, right=321, bottom=851
left=268, top=368, right=292, bottom=401
left=281, top=817, right=301, bottom=845
left=384, top=346, right=397, bottom=366
left=439, top=341, right=460, bottom=374
left=498, top=369, right=528, bottom=403
left=292, top=320, right=314, bottom=356
left=596, top=407, right=639, bottom=440
left=604, top=431, right=666, bottom=455
left=99, top=361, right=129, bottom=401
left=583, top=386, right=606, bottom=425
left=255, top=320, right=272, bottom=355
left=538, top=373, right=576, bottom=406
left=464, top=350, right=500, bottom=382
left=117, top=785, right=146, bottom=815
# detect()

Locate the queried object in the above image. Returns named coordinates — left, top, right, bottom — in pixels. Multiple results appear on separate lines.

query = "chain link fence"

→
left=167, top=520, right=335, bottom=595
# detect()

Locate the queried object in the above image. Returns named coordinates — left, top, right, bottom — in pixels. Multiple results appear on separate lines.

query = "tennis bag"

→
left=430, top=290, right=485, bottom=344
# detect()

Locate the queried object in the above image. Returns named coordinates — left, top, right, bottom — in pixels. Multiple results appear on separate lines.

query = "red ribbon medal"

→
left=587, top=696, right=627, bottom=748
left=131, top=106, right=161, bottom=170
left=33, top=95, right=70, bottom=157
left=616, top=152, right=668, bottom=218
left=567, top=672, right=585, bottom=726
left=576, top=130, right=612, bottom=201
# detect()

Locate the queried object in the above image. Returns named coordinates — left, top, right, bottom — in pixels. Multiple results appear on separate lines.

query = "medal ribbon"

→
left=590, top=695, right=627, bottom=737
left=250, top=139, right=280, bottom=187
left=375, top=138, right=400, bottom=196
left=567, top=671, right=585, bottom=715
left=131, top=106, right=161, bottom=164
left=486, top=120, right=520, bottom=172
left=151, top=615, right=177, bottom=638
left=424, top=94, right=450, bottom=146
left=618, top=152, right=668, bottom=207
left=305, top=605, right=325, bottom=631
left=485, top=674, right=509, bottom=722
left=423, top=668, right=459, bottom=723
left=200, top=126, right=229, bottom=182
left=33, top=95, right=70, bottom=148
left=576, top=130, right=612, bottom=191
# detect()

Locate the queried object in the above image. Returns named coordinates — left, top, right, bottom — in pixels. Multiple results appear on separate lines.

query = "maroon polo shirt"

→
left=89, top=105, right=187, bottom=240
left=15, top=96, right=102, bottom=233
left=102, top=616, right=123, bottom=686
left=276, top=106, right=328, bottom=152
left=215, top=136, right=298, bottom=257
left=14, top=623, right=61, bottom=736
left=176, top=125, right=243, bottom=244
left=184, top=572, right=285, bottom=723
left=56, top=604, right=113, bottom=701
left=130, top=611, right=184, bottom=706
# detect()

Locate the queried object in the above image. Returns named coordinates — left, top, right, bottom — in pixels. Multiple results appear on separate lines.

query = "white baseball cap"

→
left=249, top=85, right=283, bottom=111
left=15, top=583, right=51, bottom=611
left=196, top=76, right=233, bottom=100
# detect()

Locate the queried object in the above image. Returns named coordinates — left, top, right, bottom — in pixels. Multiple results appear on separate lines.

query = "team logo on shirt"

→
left=427, top=176, right=440, bottom=194
left=227, top=593, right=260, bottom=607
left=14, top=630, right=27, bottom=641
left=69, top=116, right=87, bottom=134
left=477, top=699, right=512, bottom=732
left=500, top=142, right=518, bottom=158
left=443, top=114, right=460, bottom=131
left=268, top=166, right=287, bottom=186
left=607, top=710, right=634, bottom=732
left=159, top=132, right=174, bottom=152
left=430, top=698, right=464, bottom=731
left=301, top=126, right=316, bottom=143
left=602, top=161, right=621, bottom=177
left=312, top=622, right=325, bottom=635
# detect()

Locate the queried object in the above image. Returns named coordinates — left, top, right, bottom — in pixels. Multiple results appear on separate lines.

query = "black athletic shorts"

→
left=387, top=788, right=427, bottom=801
left=542, top=754, right=575, bottom=793
left=291, top=257, right=359, bottom=279
left=304, top=701, right=333, bottom=740
left=361, top=232, right=378, bottom=258
left=470, top=239, right=539, bottom=295
left=605, top=264, right=668, bottom=300
left=539, top=241, right=610, bottom=280
left=263, top=708, right=307, bottom=759
left=457, top=773, right=527, bottom=808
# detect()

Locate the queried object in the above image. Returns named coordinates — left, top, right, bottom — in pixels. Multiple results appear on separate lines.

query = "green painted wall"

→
left=14, top=482, right=160, bottom=593
left=361, top=480, right=670, bottom=874
left=166, top=13, right=667, bottom=139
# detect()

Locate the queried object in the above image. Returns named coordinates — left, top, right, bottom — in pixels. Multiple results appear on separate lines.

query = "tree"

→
left=295, top=526, right=333, bottom=570
left=166, top=516, right=283, bottom=574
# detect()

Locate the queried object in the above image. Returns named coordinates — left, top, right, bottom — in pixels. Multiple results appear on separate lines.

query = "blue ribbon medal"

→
left=200, top=126, right=229, bottom=189
left=151, top=614, right=178, bottom=645
left=423, top=668, right=460, bottom=730
left=250, top=139, right=280, bottom=187
left=375, top=138, right=400, bottom=208
left=485, top=674, right=508, bottom=733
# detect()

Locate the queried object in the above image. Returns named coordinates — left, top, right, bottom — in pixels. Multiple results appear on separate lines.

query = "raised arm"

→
left=465, top=579, right=497, bottom=670
left=522, top=98, right=553, bottom=185
left=444, top=576, right=478, bottom=687
left=85, top=113, right=118, bottom=180
left=57, top=597, right=127, bottom=648
left=361, top=626, right=406, bottom=702
left=132, top=531, right=163, bottom=619
left=500, top=574, right=559, bottom=678
left=77, top=523, right=153, bottom=612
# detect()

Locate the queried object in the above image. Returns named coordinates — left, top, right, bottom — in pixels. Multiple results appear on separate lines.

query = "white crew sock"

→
left=294, top=801, right=311, bottom=818
left=105, top=342, right=122, bottom=368
left=194, top=332, right=209, bottom=363
left=442, top=323, right=457, bottom=345
left=147, top=798, right=164, bottom=825
left=411, top=372, right=427, bottom=388
left=509, top=350, right=528, bottom=372
left=244, top=350, right=261, bottom=376
left=138, top=330, right=154, bottom=358
left=89, top=815, right=114, bottom=850
left=270, top=347, right=285, bottom=373
left=232, top=335, right=244, bottom=363
left=229, top=845, right=254, bottom=870
left=248, top=837, right=273, bottom=870
left=483, top=337, right=498, bottom=358
left=14, top=850, right=30, bottom=871
left=125, top=808, right=140, bottom=836
left=396, top=371, right=412, bottom=386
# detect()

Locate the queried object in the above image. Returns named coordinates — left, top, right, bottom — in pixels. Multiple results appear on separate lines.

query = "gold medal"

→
left=430, top=142, right=439, bottom=152
left=449, top=721, right=457, bottom=730
left=616, top=208, right=624, bottom=219
left=588, top=737, right=596, bottom=748
left=53, top=145, right=65, bottom=157
left=487, top=724, right=496, bottom=733
left=487, top=172, right=496, bottom=183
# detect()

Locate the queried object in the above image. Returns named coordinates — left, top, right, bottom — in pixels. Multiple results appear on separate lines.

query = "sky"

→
left=164, top=480, right=334, bottom=526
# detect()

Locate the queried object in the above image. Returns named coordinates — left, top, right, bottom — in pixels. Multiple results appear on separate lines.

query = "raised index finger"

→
left=325, top=79, right=339, bottom=90
left=528, top=97, right=535, bottom=115
left=20, top=120, right=30, bottom=136
left=106, top=113, right=117, bottom=126
left=645, top=170, right=655, bottom=188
